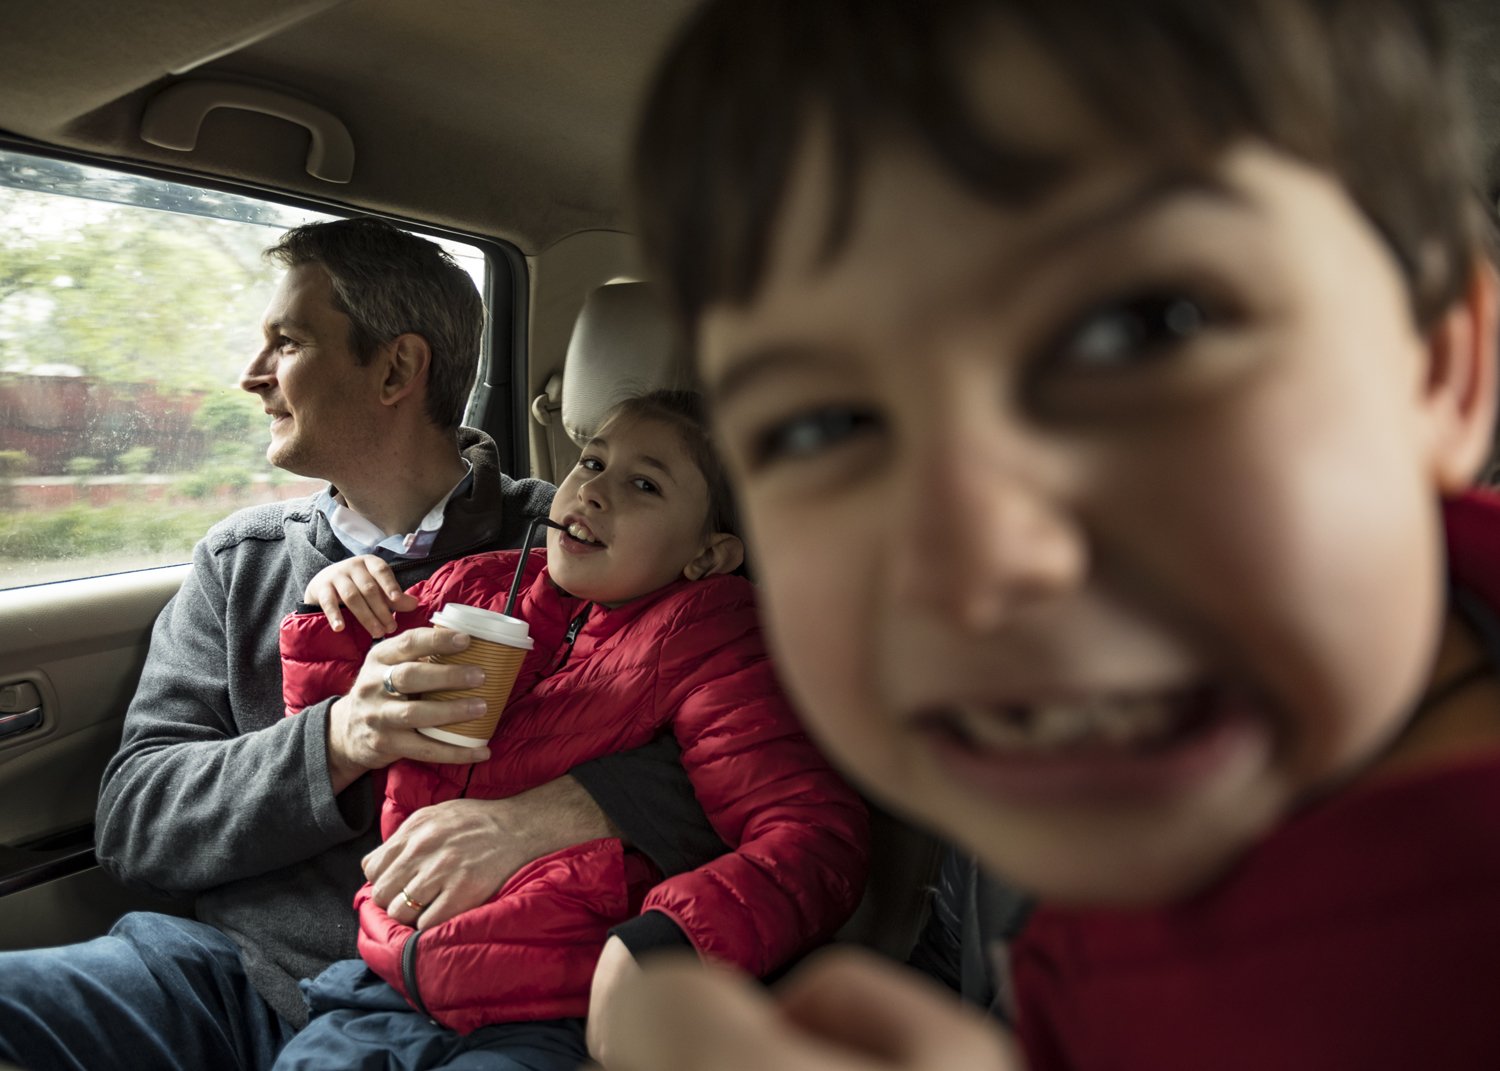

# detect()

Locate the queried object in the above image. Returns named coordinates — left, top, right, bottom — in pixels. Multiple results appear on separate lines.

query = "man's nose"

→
left=239, top=347, right=275, bottom=394
left=891, top=422, right=1086, bottom=632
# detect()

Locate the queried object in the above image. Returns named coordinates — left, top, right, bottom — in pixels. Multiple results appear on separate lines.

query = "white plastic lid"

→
left=430, top=603, right=533, bottom=648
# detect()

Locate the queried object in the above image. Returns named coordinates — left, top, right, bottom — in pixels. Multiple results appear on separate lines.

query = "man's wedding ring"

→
left=382, top=667, right=401, bottom=697
left=400, top=888, right=427, bottom=913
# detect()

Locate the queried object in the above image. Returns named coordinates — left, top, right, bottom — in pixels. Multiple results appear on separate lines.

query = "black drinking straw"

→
left=503, top=517, right=565, bottom=617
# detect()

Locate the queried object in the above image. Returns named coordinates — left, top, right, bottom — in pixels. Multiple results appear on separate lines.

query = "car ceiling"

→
left=0, top=0, right=700, bottom=255
left=1, top=0, right=1498, bottom=256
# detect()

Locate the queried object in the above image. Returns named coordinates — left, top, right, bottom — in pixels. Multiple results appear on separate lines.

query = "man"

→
left=0, top=218, right=720, bottom=1071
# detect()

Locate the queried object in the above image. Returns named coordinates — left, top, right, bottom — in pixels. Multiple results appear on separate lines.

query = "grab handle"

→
left=140, top=80, right=355, bottom=183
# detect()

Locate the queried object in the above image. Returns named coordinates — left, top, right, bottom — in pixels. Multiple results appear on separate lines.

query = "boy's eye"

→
left=1049, top=293, right=1209, bottom=370
left=750, top=405, right=882, bottom=467
left=631, top=477, right=660, bottom=494
left=579, top=456, right=603, bottom=472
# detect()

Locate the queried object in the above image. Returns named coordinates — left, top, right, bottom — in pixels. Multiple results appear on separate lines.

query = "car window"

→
left=0, top=148, right=486, bottom=591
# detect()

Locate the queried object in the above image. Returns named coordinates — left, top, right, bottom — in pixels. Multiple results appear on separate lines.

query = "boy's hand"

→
left=586, top=935, right=641, bottom=1064
left=592, top=946, right=1022, bottom=1071
left=304, top=554, right=419, bottom=637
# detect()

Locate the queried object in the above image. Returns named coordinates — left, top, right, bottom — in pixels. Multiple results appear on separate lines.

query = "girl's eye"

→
left=750, top=406, right=881, bottom=467
left=631, top=477, right=660, bottom=494
left=1050, top=293, right=1209, bottom=370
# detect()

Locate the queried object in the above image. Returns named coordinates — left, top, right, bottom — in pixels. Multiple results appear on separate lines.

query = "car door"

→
left=0, top=568, right=188, bottom=947
left=0, top=145, right=508, bottom=948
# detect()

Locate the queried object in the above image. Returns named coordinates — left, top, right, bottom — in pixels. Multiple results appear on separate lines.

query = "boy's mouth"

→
left=923, top=685, right=1218, bottom=754
left=910, top=683, right=1265, bottom=806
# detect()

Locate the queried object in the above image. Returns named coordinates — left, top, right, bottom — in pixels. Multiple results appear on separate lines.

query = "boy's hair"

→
left=634, top=0, right=1487, bottom=335
left=601, top=389, right=742, bottom=540
left=265, top=217, right=483, bottom=430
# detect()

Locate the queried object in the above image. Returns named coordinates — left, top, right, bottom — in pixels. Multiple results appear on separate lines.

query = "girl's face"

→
left=547, top=414, right=718, bottom=606
left=696, top=99, right=1491, bottom=904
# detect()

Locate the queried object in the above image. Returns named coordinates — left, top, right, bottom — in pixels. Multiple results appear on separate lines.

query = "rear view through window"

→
left=0, top=150, right=485, bottom=590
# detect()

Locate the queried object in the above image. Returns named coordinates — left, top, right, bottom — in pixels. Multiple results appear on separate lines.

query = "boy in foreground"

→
left=595, top=0, right=1500, bottom=1067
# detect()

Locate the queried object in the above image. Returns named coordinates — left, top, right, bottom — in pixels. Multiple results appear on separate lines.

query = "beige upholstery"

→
left=560, top=282, right=691, bottom=448
left=530, top=281, right=689, bottom=481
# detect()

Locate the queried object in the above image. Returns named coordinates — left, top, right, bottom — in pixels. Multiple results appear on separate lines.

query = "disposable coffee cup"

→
left=419, top=603, right=534, bottom=746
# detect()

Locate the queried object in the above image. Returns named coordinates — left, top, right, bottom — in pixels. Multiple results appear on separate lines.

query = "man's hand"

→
left=594, top=946, right=1022, bottom=1071
left=304, top=554, right=419, bottom=637
left=587, top=936, right=642, bottom=1064
left=326, top=627, right=494, bottom=794
left=365, top=775, right=619, bottom=929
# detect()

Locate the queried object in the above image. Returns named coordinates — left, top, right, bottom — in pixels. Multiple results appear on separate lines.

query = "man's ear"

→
left=380, top=332, right=432, bottom=409
left=683, top=532, right=745, bottom=580
left=1423, top=259, right=1499, bottom=493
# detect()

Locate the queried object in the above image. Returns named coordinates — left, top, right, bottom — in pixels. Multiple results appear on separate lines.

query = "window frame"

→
left=0, top=136, right=532, bottom=587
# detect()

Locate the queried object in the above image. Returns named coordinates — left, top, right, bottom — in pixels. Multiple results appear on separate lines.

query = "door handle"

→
left=0, top=707, right=41, bottom=740
left=0, top=681, right=42, bottom=740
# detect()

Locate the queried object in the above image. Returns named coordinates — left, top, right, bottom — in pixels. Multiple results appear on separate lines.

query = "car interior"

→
left=0, top=0, right=1495, bottom=993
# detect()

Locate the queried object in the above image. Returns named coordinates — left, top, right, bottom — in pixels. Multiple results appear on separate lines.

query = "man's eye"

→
left=751, top=406, right=880, bottom=466
left=1051, top=293, right=1209, bottom=369
left=276, top=335, right=300, bottom=351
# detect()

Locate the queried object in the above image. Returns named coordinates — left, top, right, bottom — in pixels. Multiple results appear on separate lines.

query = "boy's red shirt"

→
left=1011, top=491, right=1500, bottom=1070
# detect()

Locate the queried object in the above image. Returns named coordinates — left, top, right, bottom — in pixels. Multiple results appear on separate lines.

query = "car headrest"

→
left=560, top=282, right=690, bottom=447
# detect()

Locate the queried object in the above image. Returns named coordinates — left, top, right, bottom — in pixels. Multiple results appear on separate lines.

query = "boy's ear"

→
left=1422, top=259, right=1499, bottom=493
left=683, top=532, right=745, bottom=580
left=380, top=332, right=432, bottom=409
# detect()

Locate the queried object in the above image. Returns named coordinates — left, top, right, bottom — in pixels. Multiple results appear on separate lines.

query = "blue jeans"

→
left=273, top=959, right=588, bottom=1070
left=0, top=912, right=295, bottom=1071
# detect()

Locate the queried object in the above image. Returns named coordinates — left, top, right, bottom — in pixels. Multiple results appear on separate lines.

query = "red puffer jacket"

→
left=281, top=549, right=869, bottom=1033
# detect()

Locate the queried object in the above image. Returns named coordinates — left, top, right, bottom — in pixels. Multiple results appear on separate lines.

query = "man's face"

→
left=240, top=263, right=387, bottom=481
left=547, top=414, right=716, bottom=606
left=699, top=106, right=1462, bottom=903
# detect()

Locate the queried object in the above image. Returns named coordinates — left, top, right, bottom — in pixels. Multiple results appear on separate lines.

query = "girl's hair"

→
left=598, top=389, right=741, bottom=541
left=634, top=0, right=1489, bottom=336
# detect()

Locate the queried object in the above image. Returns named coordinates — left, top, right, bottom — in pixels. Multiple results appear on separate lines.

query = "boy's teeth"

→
left=567, top=523, right=598, bottom=544
left=956, top=696, right=1181, bottom=752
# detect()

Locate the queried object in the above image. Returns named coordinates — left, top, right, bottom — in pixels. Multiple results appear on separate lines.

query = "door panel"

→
left=0, top=566, right=190, bottom=948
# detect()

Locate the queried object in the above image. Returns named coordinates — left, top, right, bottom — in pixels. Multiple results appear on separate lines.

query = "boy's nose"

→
left=891, top=426, right=1086, bottom=632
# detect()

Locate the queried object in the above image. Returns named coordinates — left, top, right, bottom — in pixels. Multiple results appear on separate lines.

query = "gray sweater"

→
left=94, top=430, right=560, bottom=1027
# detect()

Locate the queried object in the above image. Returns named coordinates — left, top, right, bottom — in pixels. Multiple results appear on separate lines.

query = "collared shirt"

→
left=315, top=461, right=474, bottom=561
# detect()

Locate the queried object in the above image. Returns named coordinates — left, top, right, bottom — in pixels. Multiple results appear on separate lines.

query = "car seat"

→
left=530, top=281, right=691, bottom=481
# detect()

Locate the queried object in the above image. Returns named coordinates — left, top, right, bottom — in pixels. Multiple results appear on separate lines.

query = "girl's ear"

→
left=1422, top=259, right=1499, bottom=493
left=683, top=532, right=745, bottom=580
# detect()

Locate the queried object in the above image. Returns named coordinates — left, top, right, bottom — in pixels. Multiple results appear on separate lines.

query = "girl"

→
left=273, top=390, right=868, bottom=1069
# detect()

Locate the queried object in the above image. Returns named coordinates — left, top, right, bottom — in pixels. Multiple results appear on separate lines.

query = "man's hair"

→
left=600, top=389, right=741, bottom=541
left=265, top=217, right=483, bottom=429
left=634, top=0, right=1488, bottom=335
